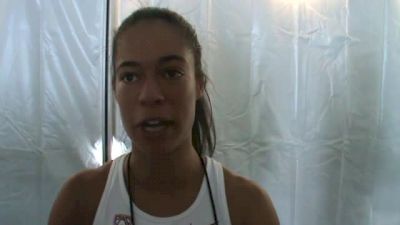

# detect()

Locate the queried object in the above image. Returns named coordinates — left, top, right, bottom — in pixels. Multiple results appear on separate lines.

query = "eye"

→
left=120, top=72, right=138, bottom=83
left=164, top=69, right=184, bottom=79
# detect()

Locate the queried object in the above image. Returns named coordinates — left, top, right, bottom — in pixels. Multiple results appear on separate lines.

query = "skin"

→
left=48, top=19, right=279, bottom=225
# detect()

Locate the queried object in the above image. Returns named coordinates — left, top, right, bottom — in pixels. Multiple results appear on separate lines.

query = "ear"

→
left=195, top=76, right=205, bottom=100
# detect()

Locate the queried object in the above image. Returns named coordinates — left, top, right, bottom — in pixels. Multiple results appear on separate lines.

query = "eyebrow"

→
left=116, top=54, right=187, bottom=70
left=158, top=54, right=187, bottom=64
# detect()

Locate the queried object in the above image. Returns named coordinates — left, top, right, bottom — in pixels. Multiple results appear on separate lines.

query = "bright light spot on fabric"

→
left=94, top=137, right=128, bottom=163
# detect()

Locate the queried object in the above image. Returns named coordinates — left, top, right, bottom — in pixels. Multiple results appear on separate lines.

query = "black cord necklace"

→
left=126, top=152, right=219, bottom=225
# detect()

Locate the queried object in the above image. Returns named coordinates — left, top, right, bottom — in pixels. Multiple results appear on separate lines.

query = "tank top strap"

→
left=206, top=156, right=233, bottom=225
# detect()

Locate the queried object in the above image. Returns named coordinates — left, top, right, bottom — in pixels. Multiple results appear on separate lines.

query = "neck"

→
left=128, top=144, right=205, bottom=193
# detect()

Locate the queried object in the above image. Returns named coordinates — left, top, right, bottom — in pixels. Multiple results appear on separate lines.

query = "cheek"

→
left=174, top=87, right=197, bottom=122
left=116, top=83, right=137, bottom=101
left=115, top=88, right=136, bottom=117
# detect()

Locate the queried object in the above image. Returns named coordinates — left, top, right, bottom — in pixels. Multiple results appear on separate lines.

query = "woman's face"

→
left=114, top=19, right=202, bottom=154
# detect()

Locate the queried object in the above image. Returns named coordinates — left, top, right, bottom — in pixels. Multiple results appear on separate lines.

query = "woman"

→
left=48, top=7, right=279, bottom=225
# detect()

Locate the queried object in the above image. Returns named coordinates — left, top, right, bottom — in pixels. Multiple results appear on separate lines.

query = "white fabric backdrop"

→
left=0, top=0, right=106, bottom=224
left=115, top=1, right=400, bottom=225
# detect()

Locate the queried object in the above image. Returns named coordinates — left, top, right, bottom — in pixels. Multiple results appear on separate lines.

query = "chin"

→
left=129, top=126, right=192, bottom=156
left=133, top=142, right=178, bottom=156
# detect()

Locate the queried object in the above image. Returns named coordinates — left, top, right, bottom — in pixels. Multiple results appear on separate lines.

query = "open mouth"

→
left=140, top=119, right=173, bottom=132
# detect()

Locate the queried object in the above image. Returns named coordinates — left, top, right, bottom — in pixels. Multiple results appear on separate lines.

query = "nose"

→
left=138, top=76, right=165, bottom=105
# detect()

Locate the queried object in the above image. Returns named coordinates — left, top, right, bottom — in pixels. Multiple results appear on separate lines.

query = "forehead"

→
left=116, top=20, right=193, bottom=66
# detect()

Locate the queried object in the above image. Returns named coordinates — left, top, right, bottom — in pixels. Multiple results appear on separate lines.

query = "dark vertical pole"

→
left=103, top=0, right=111, bottom=163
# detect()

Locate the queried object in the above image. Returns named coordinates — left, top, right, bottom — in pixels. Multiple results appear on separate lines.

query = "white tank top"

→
left=93, top=153, right=232, bottom=225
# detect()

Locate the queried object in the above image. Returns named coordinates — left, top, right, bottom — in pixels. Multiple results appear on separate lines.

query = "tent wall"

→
left=0, top=0, right=106, bottom=224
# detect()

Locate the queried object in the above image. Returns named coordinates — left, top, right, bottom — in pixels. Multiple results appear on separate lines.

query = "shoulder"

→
left=222, top=166, right=280, bottom=225
left=48, top=160, right=113, bottom=225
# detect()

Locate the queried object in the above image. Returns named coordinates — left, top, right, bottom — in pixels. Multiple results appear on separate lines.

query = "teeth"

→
left=146, top=120, right=161, bottom=125
left=143, top=121, right=166, bottom=132
left=143, top=125, right=165, bottom=132
left=141, top=119, right=171, bottom=132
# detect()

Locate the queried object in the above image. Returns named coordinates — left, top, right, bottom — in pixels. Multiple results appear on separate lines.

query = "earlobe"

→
left=196, top=88, right=204, bottom=100
left=196, top=80, right=205, bottom=100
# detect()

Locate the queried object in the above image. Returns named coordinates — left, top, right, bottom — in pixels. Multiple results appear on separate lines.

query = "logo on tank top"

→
left=113, top=214, right=132, bottom=225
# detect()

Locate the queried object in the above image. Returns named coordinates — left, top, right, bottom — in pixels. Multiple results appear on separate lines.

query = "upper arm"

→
left=48, top=162, right=111, bottom=225
left=224, top=168, right=279, bottom=225
left=48, top=173, right=84, bottom=225
left=244, top=182, right=280, bottom=225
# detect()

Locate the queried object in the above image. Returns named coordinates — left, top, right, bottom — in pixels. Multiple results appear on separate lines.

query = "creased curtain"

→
left=0, top=0, right=106, bottom=224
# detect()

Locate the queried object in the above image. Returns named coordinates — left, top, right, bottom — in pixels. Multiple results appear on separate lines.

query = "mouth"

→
left=138, top=118, right=174, bottom=132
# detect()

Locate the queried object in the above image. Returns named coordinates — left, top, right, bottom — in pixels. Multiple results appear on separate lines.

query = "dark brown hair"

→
left=112, top=7, right=216, bottom=156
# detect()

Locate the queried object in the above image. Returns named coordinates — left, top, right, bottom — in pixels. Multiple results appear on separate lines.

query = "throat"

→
left=123, top=152, right=214, bottom=220
left=125, top=151, right=207, bottom=195
left=136, top=175, right=195, bottom=194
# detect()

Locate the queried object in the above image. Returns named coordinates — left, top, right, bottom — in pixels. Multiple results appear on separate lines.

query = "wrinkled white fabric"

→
left=0, top=0, right=105, bottom=224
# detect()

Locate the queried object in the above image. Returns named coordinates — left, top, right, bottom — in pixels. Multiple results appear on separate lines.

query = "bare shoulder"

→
left=48, top=161, right=113, bottom=225
left=223, top=167, right=280, bottom=225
